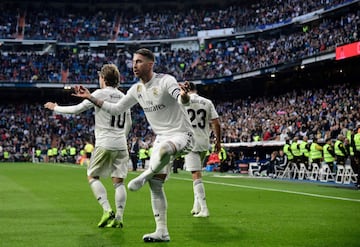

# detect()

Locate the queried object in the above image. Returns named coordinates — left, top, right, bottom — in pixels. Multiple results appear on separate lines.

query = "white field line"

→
left=171, top=176, right=360, bottom=203
left=37, top=164, right=360, bottom=203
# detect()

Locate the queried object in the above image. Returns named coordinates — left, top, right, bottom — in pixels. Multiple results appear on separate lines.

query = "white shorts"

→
left=87, top=147, right=129, bottom=179
left=184, top=151, right=207, bottom=172
left=152, top=132, right=194, bottom=174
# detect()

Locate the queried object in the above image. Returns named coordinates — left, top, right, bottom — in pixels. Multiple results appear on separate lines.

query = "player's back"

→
left=186, top=93, right=218, bottom=151
left=93, top=87, right=129, bottom=150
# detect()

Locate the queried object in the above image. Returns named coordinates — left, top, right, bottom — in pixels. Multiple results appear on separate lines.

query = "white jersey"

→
left=185, top=93, right=219, bottom=152
left=102, top=73, right=193, bottom=136
left=54, top=86, right=131, bottom=150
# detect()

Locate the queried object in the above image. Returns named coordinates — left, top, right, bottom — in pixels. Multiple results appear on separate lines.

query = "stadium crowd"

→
left=219, top=83, right=360, bottom=144
left=0, top=0, right=359, bottom=187
left=0, top=0, right=353, bottom=41
left=0, top=2, right=359, bottom=83
left=0, top=82, right=359, bottom=165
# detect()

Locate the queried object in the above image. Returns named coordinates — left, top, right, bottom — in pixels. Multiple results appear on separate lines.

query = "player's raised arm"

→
left=178, top=81, right=190, bottom=105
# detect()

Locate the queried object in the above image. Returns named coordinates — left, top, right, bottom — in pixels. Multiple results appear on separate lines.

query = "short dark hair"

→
left=100, top=64, right=120, bottom=87
left=188, top=82, right=196, bottom=91
left=135, top=48, right=155, bottom=62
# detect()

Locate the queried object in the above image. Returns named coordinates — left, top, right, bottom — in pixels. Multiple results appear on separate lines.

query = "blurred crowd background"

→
left=0, top=0, right=359, bottom=166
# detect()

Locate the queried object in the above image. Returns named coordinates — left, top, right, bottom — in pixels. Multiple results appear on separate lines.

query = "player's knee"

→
left=159, top=142, right=175, bottom=155
left=113, top=182, right=124, bottom=188
left=159, top=142, right=175, bottom=162
left=192, top=171, right=202, bottom=180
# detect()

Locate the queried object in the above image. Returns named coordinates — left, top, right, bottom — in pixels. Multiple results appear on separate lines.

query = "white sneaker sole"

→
left=193, top=211, right=210, bottom=217
left=143, top=233, right=170, bottom=242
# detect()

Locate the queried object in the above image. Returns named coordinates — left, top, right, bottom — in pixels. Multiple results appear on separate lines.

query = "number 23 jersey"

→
left=185, top=93, right=219, bottom=152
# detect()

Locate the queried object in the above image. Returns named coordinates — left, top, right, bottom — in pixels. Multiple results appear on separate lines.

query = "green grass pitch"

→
left=0, top=162, right=359, bottom=247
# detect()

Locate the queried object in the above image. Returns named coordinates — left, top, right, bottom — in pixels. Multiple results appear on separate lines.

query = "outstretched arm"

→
left=44, top=100, right=92, bottom=114
left=72, top=85, right=104, bottom=108
left=44, top=102, right=58, bottom=111
left=72, top=85, right=136, bottom=115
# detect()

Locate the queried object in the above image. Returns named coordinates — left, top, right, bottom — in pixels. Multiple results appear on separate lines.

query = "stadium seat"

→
left=278, top=164, right=291, bottom=179
left=343, top=165, right=358, bottom=185
left=248, top=162, right=260, bottom=176
left=318, top=163, right=335, bottom=183
left=274, top=165, right=285, bottom=178
left=309, top=163, right=320, bottom=181
left=298, top=163, right=310, bottom=180
left=278, top=162, right=297, bottom=179
left=335, top=165, right=345, bottom=184
left=290, top=163, right=299, bottom=179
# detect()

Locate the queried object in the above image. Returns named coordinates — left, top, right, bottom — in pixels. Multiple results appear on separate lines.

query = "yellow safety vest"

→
left=346, top=131, right=354, bottom=156
left=299, top=141, right=309, bottom=157
left=4, top=151, right=9, bottom=159
left=253, top=135, right=260, bottom=142
left=218, top=147, right=227, bottom=161
left=334, top=140, right=346, bottom=157
left=139, top=148, right=148, bottom=159
left=291, top=142, right=301, bottom=157
left=354, top=133, right=360, bottom=151
left=70, top=147, right=77, bottom=156
left=310, top=143, right=322, bottom=160
left=283, top=144, right=293, bottom=160
left=323, top=144, right=335, bottom=163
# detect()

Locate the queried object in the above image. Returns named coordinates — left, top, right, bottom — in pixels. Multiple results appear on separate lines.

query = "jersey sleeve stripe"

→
left=171, top=88, right=181, bottom=98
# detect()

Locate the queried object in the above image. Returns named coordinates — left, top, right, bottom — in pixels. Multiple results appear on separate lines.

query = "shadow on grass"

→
left=187, top=218, right=243, bottom=244
left=78, top=229, right=127, bottom=247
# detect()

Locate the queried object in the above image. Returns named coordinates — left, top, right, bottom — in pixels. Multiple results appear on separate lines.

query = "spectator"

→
left=256, top=151, right=278, bottom=177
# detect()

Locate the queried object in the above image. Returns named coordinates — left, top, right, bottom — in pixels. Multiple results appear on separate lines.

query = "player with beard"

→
left=71, top=48, right=194, bottom=243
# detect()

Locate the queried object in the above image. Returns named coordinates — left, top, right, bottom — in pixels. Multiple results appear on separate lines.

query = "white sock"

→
left=194, top=179, right=208, bottom=211
left=89, top=179, right=111, bottom=212
left=114, top=182, right=126, bottom=220
left=149, top=178, right=168, bottom=234
left=192, top=186, right=200, bottom=211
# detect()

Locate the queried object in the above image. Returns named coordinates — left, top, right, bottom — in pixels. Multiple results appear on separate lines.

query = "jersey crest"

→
left=137, top=84, right=142, bottom=92
left=137, top=84, right=142, bottom=99
left=153, top=87, right=159, bottom=97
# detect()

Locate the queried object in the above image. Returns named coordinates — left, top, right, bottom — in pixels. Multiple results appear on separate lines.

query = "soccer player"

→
left=71, top=48, right=194, bottom=243
left=44, top=64, right=131, bottom=229
left=184, top=81, right=221, bottom=217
